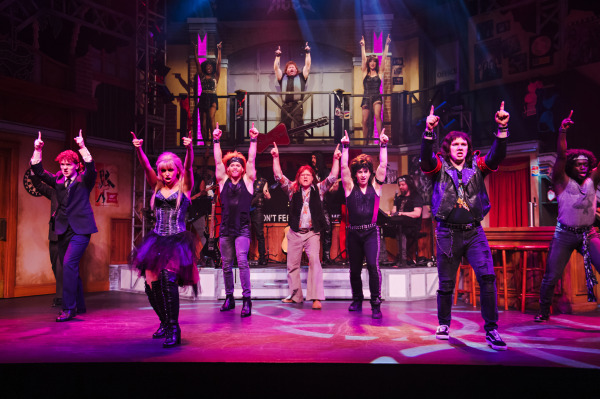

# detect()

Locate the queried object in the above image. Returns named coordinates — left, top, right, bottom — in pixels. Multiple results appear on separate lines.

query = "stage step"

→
left=109, top=264, right=438, bottom=301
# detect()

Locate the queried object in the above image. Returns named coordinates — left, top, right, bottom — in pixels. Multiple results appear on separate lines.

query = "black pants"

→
left=322, top=208, right=332, bottom=255
left=49, top=240, right=63, bottom=299
left=281, top=102, right=304, bottom=143
left=57, top=226, right=89, bottom=311
left=347, top=227, right=381, bottom=301
left=396, top=225, right=419, bottom=262
left=250, top=208, right=266, bottom=260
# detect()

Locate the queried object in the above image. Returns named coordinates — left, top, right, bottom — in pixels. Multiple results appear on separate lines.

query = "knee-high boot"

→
left=145, top=281, right=167, bottom=339
left=160, top=269, right=181, bottom=348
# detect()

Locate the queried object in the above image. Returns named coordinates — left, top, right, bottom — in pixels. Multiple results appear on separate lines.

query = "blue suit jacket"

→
left=31, top=161, right=98, bottom=235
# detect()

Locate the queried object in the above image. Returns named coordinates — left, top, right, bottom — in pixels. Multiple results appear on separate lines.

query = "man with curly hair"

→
left=535, top=111, right=600, bottom=322
left=421, top=103, right=509, bottom=350
left=340, top=129, right=389, bottom=319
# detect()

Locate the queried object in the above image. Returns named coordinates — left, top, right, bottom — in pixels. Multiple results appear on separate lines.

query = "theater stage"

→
left=0, top=291, right=599, bottom=396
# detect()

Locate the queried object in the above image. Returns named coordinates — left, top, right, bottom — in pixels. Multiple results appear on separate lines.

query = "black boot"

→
left=348, top=298, right=363, bottom=311
left=160, top=270, right=181, bottom=348
left=220, top=294, right=235, bottom=311
left=241, top=296, right=252, bottom=318
left=147, top=281, right=167, bottom=339
left=322, top=251, right=332, bottom=265
left=371, top=297, right=382, bottom=319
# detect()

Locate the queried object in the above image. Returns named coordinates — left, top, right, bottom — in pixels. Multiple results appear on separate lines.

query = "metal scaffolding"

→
left=132, top=0, right=167, bottom=250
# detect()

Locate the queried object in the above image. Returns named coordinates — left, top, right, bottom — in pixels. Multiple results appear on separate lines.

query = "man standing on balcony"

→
left=274, top=42, right=311, bottom=144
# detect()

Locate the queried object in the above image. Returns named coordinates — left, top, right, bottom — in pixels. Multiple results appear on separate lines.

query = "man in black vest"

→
left=274, top=42, right=311, bottom=144
left=271, top=143, right=340, bottom=309
left=31, top=130, right=98, bottom=322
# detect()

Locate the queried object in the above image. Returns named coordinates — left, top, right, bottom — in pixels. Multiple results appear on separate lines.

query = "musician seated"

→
left=189, top=167, right=216, bottom=247
left=389, top=175, right=423, bottom=266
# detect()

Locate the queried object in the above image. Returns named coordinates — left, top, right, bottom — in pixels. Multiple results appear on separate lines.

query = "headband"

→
left=575, top=155, right=589, bottom=162
left=226, top=157, right=244, bottom=167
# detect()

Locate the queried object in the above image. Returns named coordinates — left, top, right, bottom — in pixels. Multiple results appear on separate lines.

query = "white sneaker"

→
left=435, top=325, right=450, bottom=340
left=486, top=329, right=508, bottom=351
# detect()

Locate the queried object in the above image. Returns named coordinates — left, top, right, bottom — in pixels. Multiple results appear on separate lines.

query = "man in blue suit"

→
left=31, top=130, right=98, bottom=322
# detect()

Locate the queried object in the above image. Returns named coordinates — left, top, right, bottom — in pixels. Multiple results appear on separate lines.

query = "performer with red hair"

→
left=214, top=123, right=259, bottom=317
left=30, top=130, right=97, bottom=323
left=271, top=143, right=341, bottom=309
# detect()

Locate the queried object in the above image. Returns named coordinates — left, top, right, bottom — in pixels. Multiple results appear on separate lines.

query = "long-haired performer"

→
left=340, top=129, right=389, bottom=319
left=213, top=122, right=258, bottom=317
left=421, top=103, right=509, bottom=350
left=193, top=41, right=222, bottom=143
left=130, top=131, right=198, bottom=348
left=535, top=110, right=600, bottom=322
left=360, top=34, right=390, bottom=140
left=271, top=143, right=341, bottom=309
left=31, top=130, right=97, bottom=322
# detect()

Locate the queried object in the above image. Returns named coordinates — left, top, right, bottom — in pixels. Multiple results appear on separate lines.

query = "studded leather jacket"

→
left=420, top=136, right=507, bottom=221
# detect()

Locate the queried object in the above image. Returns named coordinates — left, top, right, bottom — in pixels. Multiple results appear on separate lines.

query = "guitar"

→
left=257, top=116, right=329, bottom=153
left=200, top=200, right=221, bottom=268
left=281, top=226, right=290, bottom=254
left=188, top=184, right=218, bottom=223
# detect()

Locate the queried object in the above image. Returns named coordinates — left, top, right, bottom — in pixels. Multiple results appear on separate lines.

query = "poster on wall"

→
left=95, top=163, right=119, bottom=207
left=474, top=38, right=502, bottom=84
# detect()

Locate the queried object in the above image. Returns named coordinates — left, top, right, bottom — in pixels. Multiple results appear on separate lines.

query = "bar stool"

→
left=489, top=244, right=515, bottom=311
left=517, top=244, right=548, bottom=312
left=454, top=261, right=477, bottom=308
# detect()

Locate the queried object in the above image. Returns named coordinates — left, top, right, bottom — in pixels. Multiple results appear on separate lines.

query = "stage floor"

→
left=1, top=291, right=599, bottom=395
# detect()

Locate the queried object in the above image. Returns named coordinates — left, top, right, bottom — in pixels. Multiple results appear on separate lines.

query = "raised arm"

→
left=552, top=110, right=573, bottom=191
left=173, top=73, right=189, bottom=91
left=271, top=142, right=283, bottom=180
left=213, top=123, right=227, bottom=187
left=74, top=129, right=96, bottom=188
left=215, top=42, right=222, bottom=82
left=31, top=131, right=44, bottom=166
left=482, top=101, right=510, bottom=172
left=328, top=144, right=341, bottom=181
left=360, top=36, right=367, bottom=77
left=380, top=34, right=391, bottom=81
left=340, top=130, right=353, bottom=197
left=193, top=41, right=202, bottom=78
left=303, top=42, right=311, bottom=80
left=132, top=131, right=158, bottom=188
left=373, top=129, right=388, bottom=191
left=274, top=46, right=283, bottom=82
left=182, top=131, right=194, bottom=197
left=420, top=106, right=441, bottom=173
left=244, top=123, right=259, bottom=186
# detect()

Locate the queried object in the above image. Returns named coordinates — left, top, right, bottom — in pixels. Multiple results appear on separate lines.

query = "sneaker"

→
left=486, top=330, right=508, bottom=351
left=435, top=325, right=449, bottom=340
left=534, top=313, right=549, bottom=322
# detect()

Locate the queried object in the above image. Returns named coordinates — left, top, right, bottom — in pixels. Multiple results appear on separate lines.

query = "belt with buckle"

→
left=557, top=221, right=591, bottom=234
left=437, top=220, right=481, bottom=230
left=347, top=223, right=377, bottom=231
left=297, top=228, right=313, bottom=234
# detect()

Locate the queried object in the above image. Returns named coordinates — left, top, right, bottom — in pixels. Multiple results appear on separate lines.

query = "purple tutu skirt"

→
left=130, top=230, right=199, bottom=291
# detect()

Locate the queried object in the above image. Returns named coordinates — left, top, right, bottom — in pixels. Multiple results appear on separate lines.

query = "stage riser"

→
left=109, top=265, right=438, bottom=301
